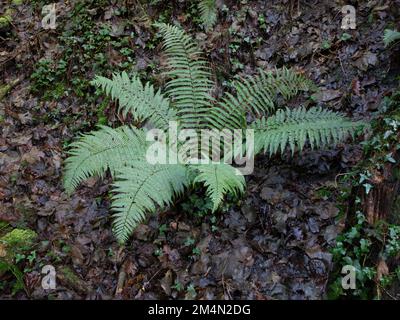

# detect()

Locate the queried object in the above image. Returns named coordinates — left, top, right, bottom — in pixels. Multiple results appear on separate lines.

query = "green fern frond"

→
left=156, top=23, right=214, bottom=130
left=63, top=126, right=147, bottom=194
left=198, top=0, right=217, bottom=31
left=192, top=163, right=246, bottom=211
left=209, top=68, right=317, bottom=130
left=383, top=29, right=400, bottom=47
left=112, top=162, right=189, bottom=243
left=91, top=72, right=175, bottom=130
left=251, top=107, right=364, bottom=155
left=265, top=68, right=317, bottom=99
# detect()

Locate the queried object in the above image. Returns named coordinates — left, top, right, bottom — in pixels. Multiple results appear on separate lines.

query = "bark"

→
left=348, top=151, right=400, bottom=226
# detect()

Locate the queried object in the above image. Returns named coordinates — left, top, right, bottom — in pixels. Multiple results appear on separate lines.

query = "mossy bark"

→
left=0, top=84, right=12, bottom=101
left=0, top=79, right=20, bottom=101
left=347, top=151, right=400, bottom=226
left=58, top=266, right=91, bottom=294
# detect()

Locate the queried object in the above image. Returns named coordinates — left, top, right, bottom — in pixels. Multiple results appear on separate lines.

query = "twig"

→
left=374, top=280, right=398, bottom=300
left=141, top=268, right=162, bottom=292
left=338, top=55, right=348, bottom=79
left=115, top=262, right=127, bottom=296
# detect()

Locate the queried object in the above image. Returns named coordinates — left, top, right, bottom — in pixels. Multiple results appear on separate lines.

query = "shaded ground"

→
left=1, top=0, right=399, bottom=299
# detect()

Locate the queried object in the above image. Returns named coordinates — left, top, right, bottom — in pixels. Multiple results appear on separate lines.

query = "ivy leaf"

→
left=340, top=33, right=352, bottom=41
left=383, top=130, right=393, bottom=139
left=385, top=153, right=396, bottom=163
left=359, top=173, right=369, bottom=183
left=363, top=183, right=373, bottom=194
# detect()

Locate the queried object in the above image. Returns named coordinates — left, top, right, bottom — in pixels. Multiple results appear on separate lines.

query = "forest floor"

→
left=1, top=0, right=400, bottom=299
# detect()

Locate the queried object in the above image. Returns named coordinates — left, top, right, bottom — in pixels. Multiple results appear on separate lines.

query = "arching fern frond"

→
left=64, top=126, right=147, bottom=194
left=91, top=72, right=175, bottom=130
left=192, top=163, right=246, bottom=211
left=156, top=23, right=214, bottom=130
left=112, top=162, right=189, bottom=243
left=209, top=68, right=317, bottom=130
left=251, top=107, right=364, bottom=155
left=198, top=0, right=217, bottom=31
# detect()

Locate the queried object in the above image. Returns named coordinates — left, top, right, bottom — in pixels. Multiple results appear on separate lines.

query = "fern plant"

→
left=198, top=0, right=217, bottom=31
left=383, top=29, right=400, bottom=47
left=64, top=23, right=364, bottom=243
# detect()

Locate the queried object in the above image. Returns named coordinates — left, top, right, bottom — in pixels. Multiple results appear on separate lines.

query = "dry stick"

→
left=141, top=268, right=162, bottom=292
left=334, top=171, right=357, bottom=188
left=221, top=276, right=230, bottom=299
left=338, top=54, right=348, bottom=79
left=374, top=280, right=398, bottom=300
left=115, top=264, right=127, bottom=296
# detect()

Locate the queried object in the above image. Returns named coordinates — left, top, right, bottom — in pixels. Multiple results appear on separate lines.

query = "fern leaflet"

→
left=251, top=107, right=364, bottom=155
left=156, top=23, right=215, bottom=130
left=64, top=126, right=147, bottom=194
left=192, top=163, right=246, bottom=211
left=112, top=162, right=188, bottom=242
left=198, top=0, right=217, bottom=31
left=92, top=72, right=175, bottom=130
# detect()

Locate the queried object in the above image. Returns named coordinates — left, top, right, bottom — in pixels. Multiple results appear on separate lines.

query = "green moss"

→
left=0, top=17, right=10, bottom=28
left=0, top=8, right=14, bottom=29
left=59, top=266, right=88, bottom=293
left=0, top=84, right=12, bottom=100
left=0, top=221, right=9, bottom=229
left=0, top=79, right=20, bottom=101
left=60, top=266, right=79, bottom=283
left=0, top=229, right=37, bottom=251
left=0, top=228, right=36, bottom=294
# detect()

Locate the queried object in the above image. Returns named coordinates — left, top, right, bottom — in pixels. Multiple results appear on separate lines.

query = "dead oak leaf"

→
left=21, top=146, right=45, bottom=164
